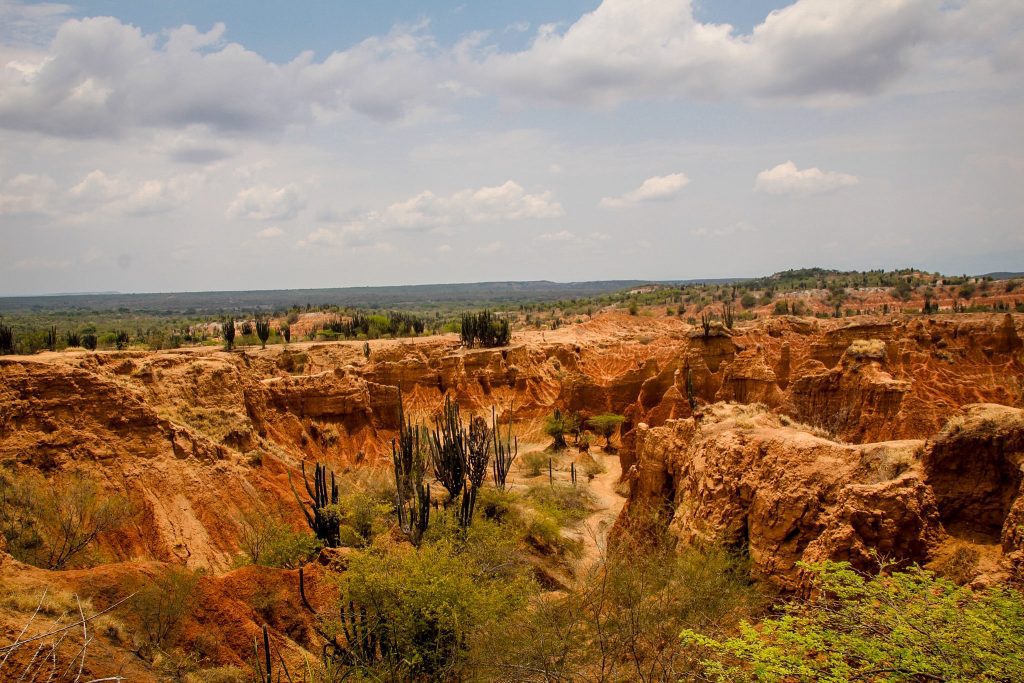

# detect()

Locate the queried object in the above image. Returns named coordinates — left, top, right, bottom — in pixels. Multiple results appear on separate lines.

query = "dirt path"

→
left=573, top=447, right=625, bottom=570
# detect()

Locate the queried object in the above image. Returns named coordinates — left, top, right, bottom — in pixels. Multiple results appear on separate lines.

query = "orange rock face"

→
left=619, top=401, right=1024, bottom=590
left=0, top=311, right=1020, bottom=576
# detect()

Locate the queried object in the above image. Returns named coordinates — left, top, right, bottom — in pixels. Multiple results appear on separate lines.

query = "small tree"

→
left=129, top=566, right=200, bottom=660
left=0, top=470, right=132, bottom=569
left=65, top=330, right=81, bottom=348
left=255, top=317, right=271, bottom=349
left=545, top=409, right=575, bottom=451
left=223, top=317, right=236, bottom=351
left=114, top=329, right=130, bottom=350
left=82, top=333, right=98, bottom=351
left=587, top=413, right=625, bottom=448
left=281, top=324, right=291, bottom=343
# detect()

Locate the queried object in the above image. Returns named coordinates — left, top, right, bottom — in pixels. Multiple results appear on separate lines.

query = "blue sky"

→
left=0, top=0, right=1021, bottom=294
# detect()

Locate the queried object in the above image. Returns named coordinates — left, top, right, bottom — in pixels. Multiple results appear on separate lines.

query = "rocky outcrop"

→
left=786, top=345, right=911, bottom=443
left=619, top=401, right=1024, bottom=590
left=922, top=404, right=1024, bottom=557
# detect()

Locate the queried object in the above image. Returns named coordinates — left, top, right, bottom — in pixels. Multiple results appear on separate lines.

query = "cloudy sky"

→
left=1, top=0, right=1022, bottom=295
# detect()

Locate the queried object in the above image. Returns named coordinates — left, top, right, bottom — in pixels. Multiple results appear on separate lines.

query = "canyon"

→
left=1, top=310, right=1023, bottom=674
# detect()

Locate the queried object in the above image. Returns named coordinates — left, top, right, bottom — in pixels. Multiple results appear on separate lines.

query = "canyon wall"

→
left=0, top=312, right=1021, bottom=574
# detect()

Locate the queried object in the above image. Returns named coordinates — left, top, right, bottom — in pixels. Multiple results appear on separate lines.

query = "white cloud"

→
left=227, top=183, right=305, bottom=221
left=0, top=173, right=57, bottom=214
left=257, top=226, right=284, bottom=239
left=66, top=169, right=196, bottom=215
left=0, top=17, right=448, bottom=137
left=691, top=221, right=756, bottom=238
left=0, top=1, right=1019, bottom=141
left=295, top=227, right=340, bottom=249
left=536, top=230, right=577, bottom=243
left=368, top=180, right=563, bottom=231
left=294, top=181, right=560, bottom=251
left=469, top=0, right=1021, bottom=107
left=754, top=161, right=859, bottom=195
left=435, top=243, right=452, bottom=253
left=13, top=256, right=70, bottom=270
left=600, top=173, right=690, bottom=209
left=475, top=240, right=503, bottom=254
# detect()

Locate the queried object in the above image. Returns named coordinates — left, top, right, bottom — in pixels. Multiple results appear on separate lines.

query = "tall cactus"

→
left=429, top=394, right=467, bottom=500
left=0, top=320, right=13, bottom=355
left=255, top=317, right=270, bottom=349
left=458, top=416, right=491, bottom=528
left=490, top=405, right=518, bottom=490
left=289, top=461, right=341, bottom=547
left=685, top=366, right=698, bottom=413
left=392, top=388, right=430, bottom=546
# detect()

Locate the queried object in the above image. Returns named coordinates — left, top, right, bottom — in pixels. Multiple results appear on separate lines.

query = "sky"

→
left=0, top=0, right=1022, bottom=295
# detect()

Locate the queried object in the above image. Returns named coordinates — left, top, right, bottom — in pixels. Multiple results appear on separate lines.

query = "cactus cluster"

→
left=430, top=395, right=468, bottom=500
left=490, top=405, right=518, bottom=490
left=255, top=317, right=271, bottom=348
left=290, top=461, right=341, bottom=547
left=458, top=416, right=491, bottom=528
left=460, top=310, right=510, bottom=348
left=685, top=366, right=698, bottom=413
left=393, top=389, right=430, bottom=545
left=223, top=317, right=236, bottom=350
left=0, top=320, right=13, bottom=355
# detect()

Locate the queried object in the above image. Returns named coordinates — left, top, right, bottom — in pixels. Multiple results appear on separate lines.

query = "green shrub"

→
left=521, top=450, right=548, bottom=477
left=483, top=543, right=757, bottom=680
left=336, top=531, right=534, bottom=679
left=684, top=561, right=1024, bottom=682
left=0, top=469, right=132, bottom=569
left=235, top=509, right=321, bottom=568
left=526, top=483, right=594, bottom=524
left=473, top=486, right=521, bottom=525
left=128, top=565, right=202, bottom=660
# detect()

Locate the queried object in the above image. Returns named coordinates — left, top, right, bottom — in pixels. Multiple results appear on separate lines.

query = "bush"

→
left=684, top=561, right=1024, bottom=682
left=128, top=565, right=201, bottom=660
left=483, top=543, right=758, bottom=680
left=236, top=509, right=321, bottom=568
left=526, top=483, right=594, bottom=525
left=336, top=531, right=534, bottom=679
left=521, top=450, right=549, bottom=477
left=0, top=469, right=132, bottom=569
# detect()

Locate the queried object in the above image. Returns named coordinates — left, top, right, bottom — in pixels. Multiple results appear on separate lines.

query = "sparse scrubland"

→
left=2, top=270, right=1024, bottom=681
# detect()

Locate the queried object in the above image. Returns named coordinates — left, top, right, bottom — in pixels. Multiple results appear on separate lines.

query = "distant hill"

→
left=0, top=279, right=730, bottom=314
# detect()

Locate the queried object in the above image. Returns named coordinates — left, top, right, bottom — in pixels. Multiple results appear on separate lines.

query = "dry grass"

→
left=846, top=338, right=886, bottom=360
